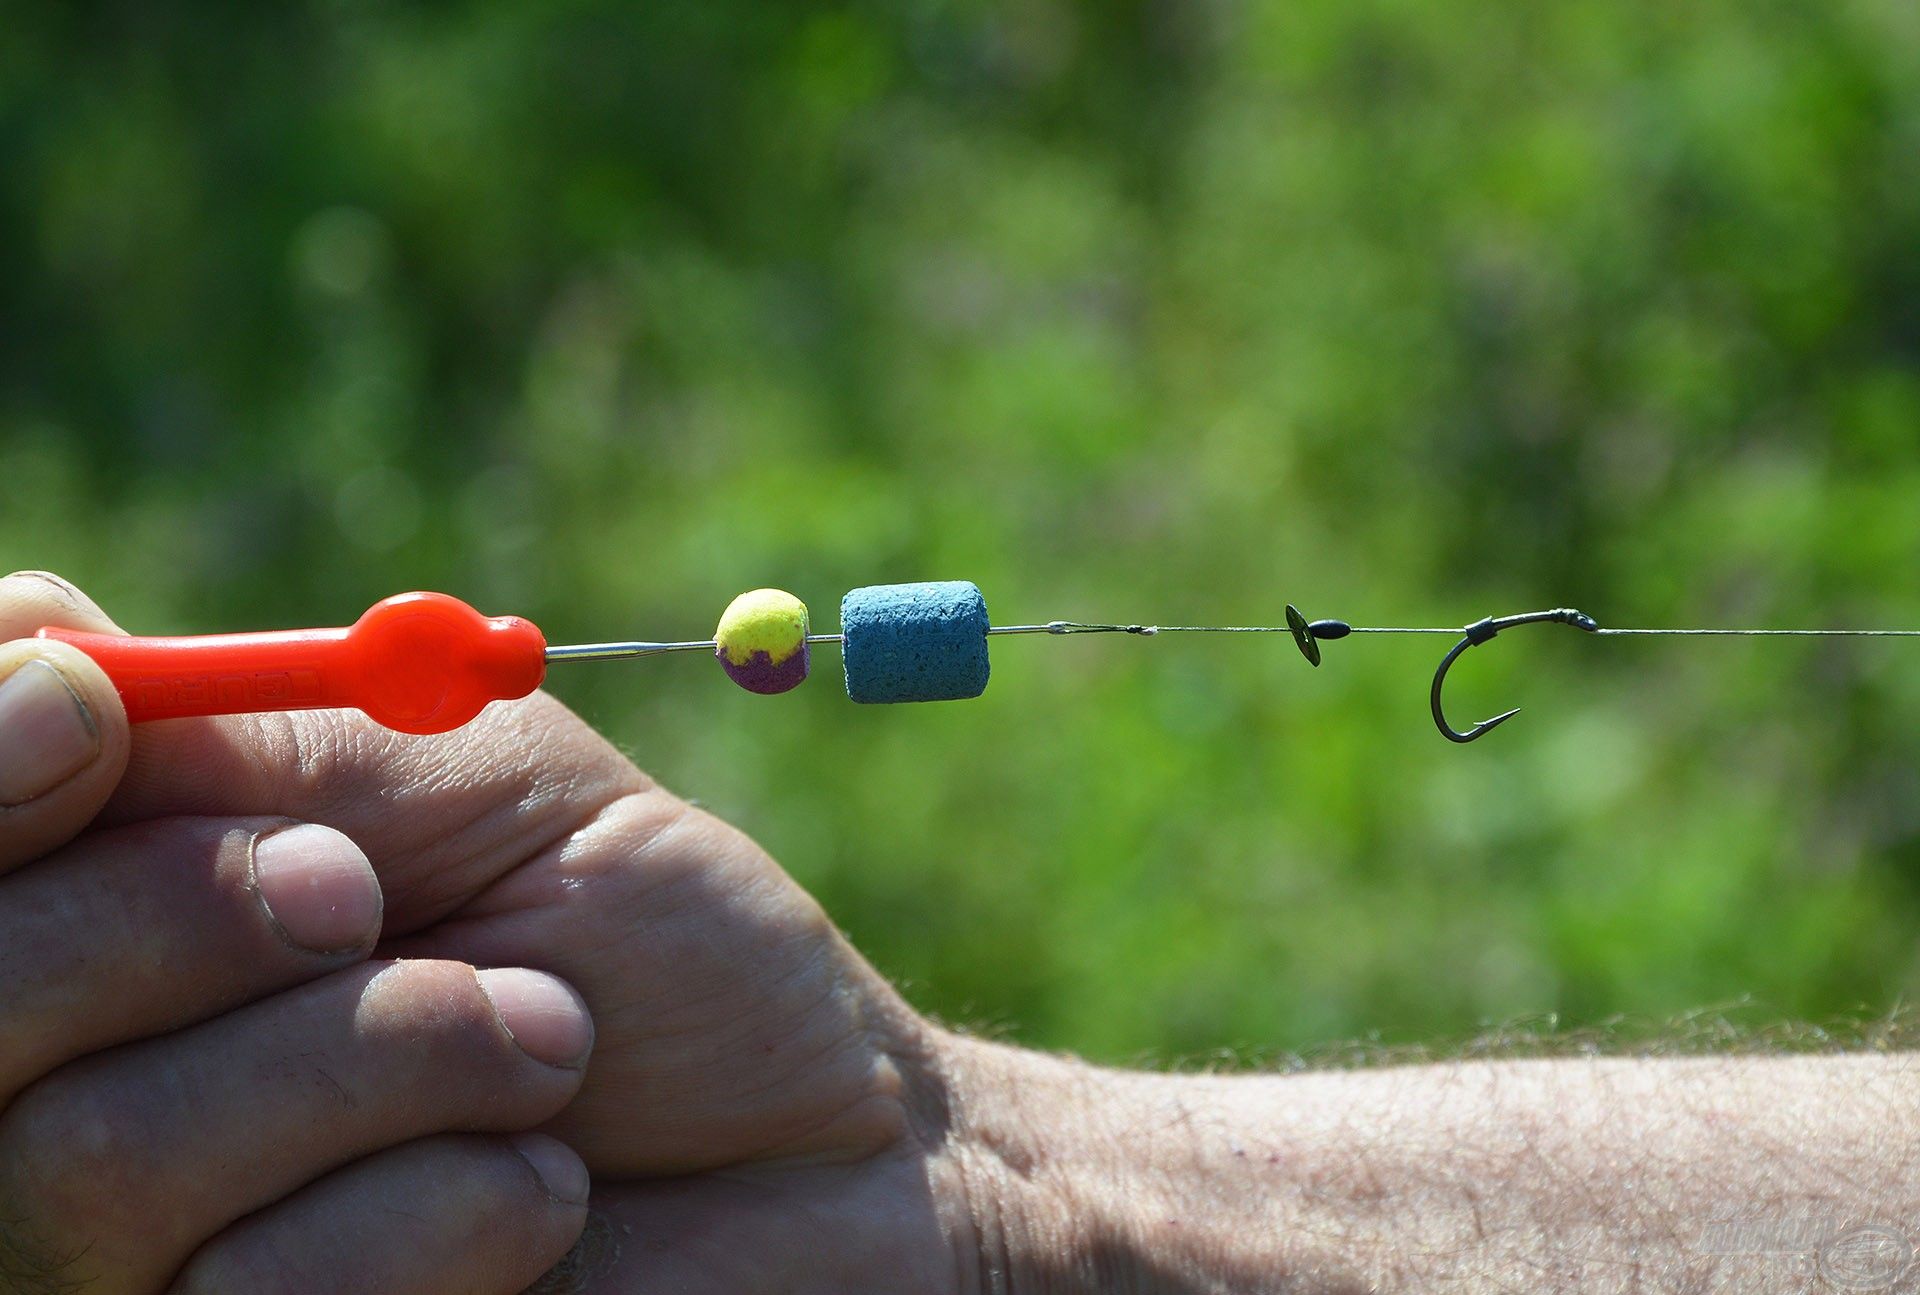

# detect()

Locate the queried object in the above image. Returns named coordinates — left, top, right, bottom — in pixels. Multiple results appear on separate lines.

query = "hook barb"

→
left=1430, top=608, right=1598, bottom=743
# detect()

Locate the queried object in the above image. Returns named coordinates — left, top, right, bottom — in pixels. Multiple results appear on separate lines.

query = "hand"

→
left=0, top=572, right=601, bottom=1294
left=25, top=572, right=974, bottom=1293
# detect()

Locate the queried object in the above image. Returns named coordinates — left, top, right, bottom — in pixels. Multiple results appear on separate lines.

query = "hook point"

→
left=1441, top=707, right=1521, bottom=743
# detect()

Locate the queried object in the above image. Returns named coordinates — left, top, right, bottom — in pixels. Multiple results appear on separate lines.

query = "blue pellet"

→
left=840, top=581, right=991, bottom=704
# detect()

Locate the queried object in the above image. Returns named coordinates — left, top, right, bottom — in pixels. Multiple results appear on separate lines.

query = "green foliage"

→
left=5, top=0, right=1920, bottom=1061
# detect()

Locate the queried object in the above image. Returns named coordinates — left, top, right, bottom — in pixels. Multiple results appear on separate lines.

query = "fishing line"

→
left=40, top=581, right=1920, bottom=744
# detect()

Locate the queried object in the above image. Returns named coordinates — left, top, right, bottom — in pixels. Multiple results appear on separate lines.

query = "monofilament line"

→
left=1593, top=627, right=1920, bottom=637
left=993, top=623, right=1920, bottom=638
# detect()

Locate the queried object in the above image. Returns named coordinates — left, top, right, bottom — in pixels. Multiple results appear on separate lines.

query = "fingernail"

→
left=0, top=660, right=100, bottom=806
left=477, top=968, right=594, bottom=1069
left=511, top=1133, right=591, bottom=1206
left=6, top=571, right=78, bottom=601
left=253, top=824, right=383, bottom=953
left=3, top=572, right=109, bottom=622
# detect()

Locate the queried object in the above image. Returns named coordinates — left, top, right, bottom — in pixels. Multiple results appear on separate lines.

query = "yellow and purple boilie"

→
left=713, top=589, right=811, bottom=694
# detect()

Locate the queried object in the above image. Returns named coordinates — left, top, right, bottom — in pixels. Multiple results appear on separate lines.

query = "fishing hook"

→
left=1430, top=608, right=1599, bottom=743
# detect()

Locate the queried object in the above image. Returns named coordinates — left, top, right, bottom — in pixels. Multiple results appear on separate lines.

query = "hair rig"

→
left=36, top=583, right=1920, bottom=744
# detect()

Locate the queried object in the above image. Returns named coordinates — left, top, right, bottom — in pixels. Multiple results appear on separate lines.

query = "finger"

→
left=170, top=1134, right=591, bottom=1295
left=0, top=816, right=383, bottom=1105
left=0, top=959, right=592, bottom=1294
left=105, top=692, right=656, bottom=934
left=0, top=572, right=130, bottom=873
left=0, top=570, right=121, bottom=640
left=0, top=637, right=132, bottom=873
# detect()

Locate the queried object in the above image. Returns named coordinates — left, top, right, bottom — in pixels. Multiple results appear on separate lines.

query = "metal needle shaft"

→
left=544, top=640, right=721, bottom=662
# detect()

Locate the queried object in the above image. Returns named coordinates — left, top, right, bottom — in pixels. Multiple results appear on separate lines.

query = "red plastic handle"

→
left=37, top=592, right=549, bottom=736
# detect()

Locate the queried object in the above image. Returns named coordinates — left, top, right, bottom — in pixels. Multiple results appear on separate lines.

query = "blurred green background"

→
left=6, top=1, right=1920, bottom=1063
